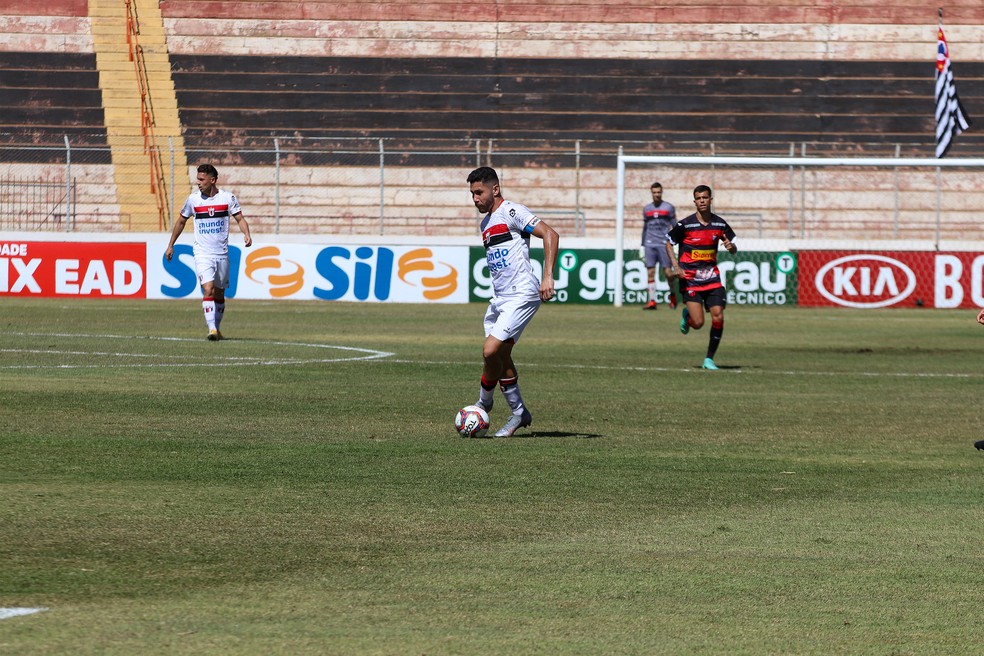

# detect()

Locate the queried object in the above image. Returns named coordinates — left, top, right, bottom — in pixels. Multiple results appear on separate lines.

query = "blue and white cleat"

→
left=494, top=409, right=533, bottom=437
left=702, top=357, right=719, bottom=370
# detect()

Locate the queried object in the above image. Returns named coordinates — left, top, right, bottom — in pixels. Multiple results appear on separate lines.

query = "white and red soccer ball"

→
left=454, top=405, right=490, bottom=438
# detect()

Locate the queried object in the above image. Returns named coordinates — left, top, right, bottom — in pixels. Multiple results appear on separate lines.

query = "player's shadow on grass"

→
left=516, top=430, right=603, bottom=439
left=694, top=364, right=745, bottom=371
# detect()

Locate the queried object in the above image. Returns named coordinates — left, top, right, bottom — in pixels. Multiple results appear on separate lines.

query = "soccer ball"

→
left=454, top=405, right=490, bottom=438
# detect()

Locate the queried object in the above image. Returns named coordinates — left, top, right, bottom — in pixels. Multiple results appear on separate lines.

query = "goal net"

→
left=613, top=153, right=984, bottom=307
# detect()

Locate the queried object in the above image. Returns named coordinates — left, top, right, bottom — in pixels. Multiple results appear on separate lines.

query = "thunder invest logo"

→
left=398, top=248, right=457, bottom=300
left=245, top=246, right=305, bottom=297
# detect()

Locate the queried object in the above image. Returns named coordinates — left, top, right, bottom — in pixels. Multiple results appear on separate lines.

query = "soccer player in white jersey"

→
left=467, top=166, right=559, bottom=437
left=165, top=164, right=252, bottom=341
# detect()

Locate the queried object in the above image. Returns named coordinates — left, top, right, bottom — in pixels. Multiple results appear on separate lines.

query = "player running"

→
left=467, top=166, right=559, bottom=437
left=665, top=185, right=737, bottom=370
left=165, top=164, right=252, bottom=341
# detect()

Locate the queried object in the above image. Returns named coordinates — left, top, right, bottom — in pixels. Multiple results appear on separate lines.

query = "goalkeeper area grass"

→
left=2, top=298, right=983, bottom=654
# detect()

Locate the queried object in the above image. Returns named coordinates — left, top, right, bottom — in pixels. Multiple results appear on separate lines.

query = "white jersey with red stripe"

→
left=481, top=200, right=542, bottom=301
left=180, top=189, right=241, bottom=258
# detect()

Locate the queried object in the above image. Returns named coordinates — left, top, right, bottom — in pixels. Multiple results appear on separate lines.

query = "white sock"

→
left=215, top=302, right=225, bottom=329
left=202, top=298, right=217, bottom=330
left=478, top=376, right=495, bottom=409
left=499, top=376, right=525, bottom=415
left=648, top=282, right=657, bottom=302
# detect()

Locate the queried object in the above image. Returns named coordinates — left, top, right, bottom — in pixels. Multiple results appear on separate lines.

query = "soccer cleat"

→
left=976, top=440, right=984, bottom=450
left=207, top=329, right=220, bottom=341
left=215, top=330, right=224, bottom=341
left=494, top=409, right=533, bottom=437
left=643, top=300, right=657, bottom=310
left=702, top=357, right=719, bottom=370
left=680, top=307, right=691, bottom=334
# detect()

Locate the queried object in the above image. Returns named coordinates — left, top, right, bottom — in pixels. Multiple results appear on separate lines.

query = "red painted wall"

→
left=1, top=0, right=87, bottom=16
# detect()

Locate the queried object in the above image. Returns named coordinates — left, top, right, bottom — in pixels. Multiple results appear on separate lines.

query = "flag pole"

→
left=936, top=6, right=942, bottom=246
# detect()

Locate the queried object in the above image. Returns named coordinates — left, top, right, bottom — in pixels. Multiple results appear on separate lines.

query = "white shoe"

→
left=494, top=409, right=533, bottom=437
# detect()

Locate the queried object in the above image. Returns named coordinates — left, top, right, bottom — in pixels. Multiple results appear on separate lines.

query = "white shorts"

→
left=484, top=296, right=541, bottom=343
left=195, top=255, right=230, bottom=289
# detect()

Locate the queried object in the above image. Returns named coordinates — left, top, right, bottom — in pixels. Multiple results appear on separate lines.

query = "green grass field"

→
left=2, top=298, right=983, bottom=654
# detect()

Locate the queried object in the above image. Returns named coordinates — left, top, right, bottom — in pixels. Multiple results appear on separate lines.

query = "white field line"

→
left=0, top=607, right=47, bottom=620
left=378, top=358, right=981, bottom=379
left=0, top=332, right=393, bottom=369
left=1, top=332, right=978, bottom=379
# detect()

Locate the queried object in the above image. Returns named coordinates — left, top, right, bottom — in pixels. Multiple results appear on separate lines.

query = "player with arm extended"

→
left=640, top=181, right=677, bottom=310
left=665, top=185, right=737, bottom=370
left=165, top=163, right=252, bottom=341
left=467, top=166, right=560, bottom=437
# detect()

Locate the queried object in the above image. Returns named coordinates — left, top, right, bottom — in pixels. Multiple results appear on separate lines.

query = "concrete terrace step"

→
left=90, top=0, right=188, bottom=231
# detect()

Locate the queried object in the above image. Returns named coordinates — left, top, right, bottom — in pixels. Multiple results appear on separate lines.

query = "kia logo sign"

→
left=814, top=254, right=916, bottom=308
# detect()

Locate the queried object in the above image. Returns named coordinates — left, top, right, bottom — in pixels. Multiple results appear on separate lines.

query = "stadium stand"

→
left=0, top=3, right=121, bottom=231
left=3, top=1, right=983, bottom=236
left=0, top=51, right=107, bottom=152
left=157, top=1, right=984, bottom=237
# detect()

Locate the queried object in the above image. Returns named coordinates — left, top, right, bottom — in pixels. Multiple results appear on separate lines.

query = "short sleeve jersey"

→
left=641, top=200, right=676, bottom=246
left=481, top=200, right=542, bottom=300
left=666, top=212, right=737, bottom=293
left=180, top=189, right=241, bottom=258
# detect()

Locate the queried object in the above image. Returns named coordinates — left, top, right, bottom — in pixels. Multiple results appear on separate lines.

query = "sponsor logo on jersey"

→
left=689, top=248, right=716, bottom=262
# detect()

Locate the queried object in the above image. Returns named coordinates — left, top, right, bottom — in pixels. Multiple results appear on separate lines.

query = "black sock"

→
left=707, top=320, right=724, bottom=359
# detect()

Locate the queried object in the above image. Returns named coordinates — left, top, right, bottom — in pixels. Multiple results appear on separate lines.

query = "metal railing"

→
left=0, top=176, right=76, bottom=231
left=3, top=137, right=980, bottom=241
left=125, top=0, right=170, bottom=229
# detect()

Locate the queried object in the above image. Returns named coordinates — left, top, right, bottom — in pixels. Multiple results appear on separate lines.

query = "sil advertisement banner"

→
left=0, top=239, right=468, bottom=303
left=152, top=242, right=470, bottom=302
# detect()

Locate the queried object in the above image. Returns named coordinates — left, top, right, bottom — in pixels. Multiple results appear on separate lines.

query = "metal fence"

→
left=1, top=136, right=968, bottom=240
left=0, top=175, right=76, bottom=232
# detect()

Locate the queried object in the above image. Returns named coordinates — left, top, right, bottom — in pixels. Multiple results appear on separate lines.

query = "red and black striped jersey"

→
left=667, top=213, right=736, bottom=292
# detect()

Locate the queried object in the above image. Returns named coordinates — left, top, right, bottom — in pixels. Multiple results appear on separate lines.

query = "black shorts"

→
left=682, top=285, right=727, bottom=310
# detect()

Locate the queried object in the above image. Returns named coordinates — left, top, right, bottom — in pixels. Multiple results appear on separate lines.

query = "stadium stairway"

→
left=89, top=0, right=187, bottom=230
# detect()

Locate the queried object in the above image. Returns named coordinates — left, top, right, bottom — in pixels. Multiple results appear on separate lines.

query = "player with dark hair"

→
left=467, top=166, right=559, bottom=437
left=665, top=185, right=737, bottom=370
left=640, top=181, right=677, bottom=310
left=165, top=164, right=252, bottom=340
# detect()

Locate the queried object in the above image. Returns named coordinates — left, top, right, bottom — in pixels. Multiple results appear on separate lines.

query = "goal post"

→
left=613, top=152, right=984, bottom=307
